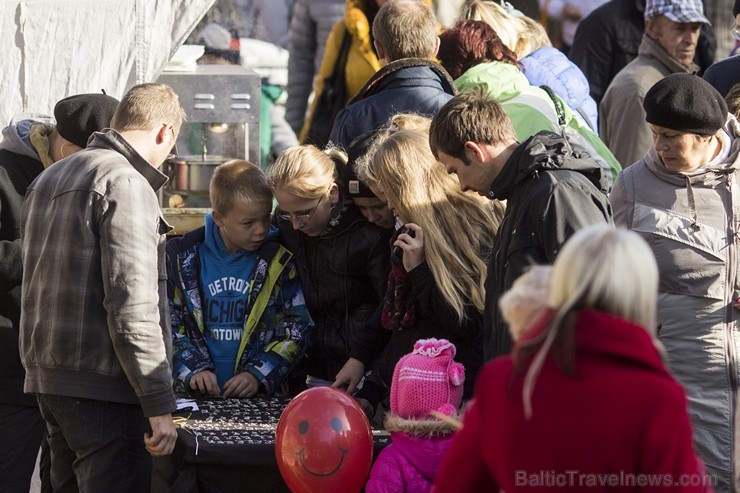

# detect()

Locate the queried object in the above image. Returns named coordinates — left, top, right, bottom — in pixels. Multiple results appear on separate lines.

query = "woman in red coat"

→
left=433, top=224, right=713, bottom=492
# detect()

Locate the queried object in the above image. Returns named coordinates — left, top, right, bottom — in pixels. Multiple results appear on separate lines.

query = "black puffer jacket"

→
left=485, top=132, right=612, bottom=360
left=276, top=203, right=391, bottom=381
left=328, top=58, right=456, bottom=151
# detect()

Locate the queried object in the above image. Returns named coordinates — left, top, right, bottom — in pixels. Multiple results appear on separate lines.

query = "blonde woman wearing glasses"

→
left=267, top=145, right=392, bottom=392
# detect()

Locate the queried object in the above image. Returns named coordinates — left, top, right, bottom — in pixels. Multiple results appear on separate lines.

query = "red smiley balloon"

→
left=275, top=387, right=373, bottom=493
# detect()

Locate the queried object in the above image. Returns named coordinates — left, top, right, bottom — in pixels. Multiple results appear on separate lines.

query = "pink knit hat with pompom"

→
left=390, top=338, right=465, bottom=420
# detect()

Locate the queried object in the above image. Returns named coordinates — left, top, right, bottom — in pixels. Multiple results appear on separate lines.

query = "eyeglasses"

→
left=278, top=195, right=324, bottom=223
left=732, top=23, right=740, bottom=40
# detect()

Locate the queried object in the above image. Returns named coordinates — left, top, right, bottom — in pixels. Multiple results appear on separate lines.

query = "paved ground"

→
left=29, top=451, right=41, bottom=493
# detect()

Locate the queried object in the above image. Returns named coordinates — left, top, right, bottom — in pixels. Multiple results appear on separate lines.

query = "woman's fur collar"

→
left=383, top=412, right=458, bottom=437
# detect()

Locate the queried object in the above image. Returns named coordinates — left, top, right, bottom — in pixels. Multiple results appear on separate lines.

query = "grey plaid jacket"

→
left=20, top=129, right=176, bottom=417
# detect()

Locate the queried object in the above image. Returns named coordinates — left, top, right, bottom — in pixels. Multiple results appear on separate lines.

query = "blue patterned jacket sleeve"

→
left=166, top=237, right=215, bottom=392
left=238, top=258, right=312, bottom=395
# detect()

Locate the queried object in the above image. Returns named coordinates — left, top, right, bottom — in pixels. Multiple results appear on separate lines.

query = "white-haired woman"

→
left=435, top=224, right=710, bottom=492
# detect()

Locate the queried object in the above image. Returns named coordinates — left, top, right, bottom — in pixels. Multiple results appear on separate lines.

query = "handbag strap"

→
left=540, top=85, right=566, bottom=128
left=332, top=29, right=353, bottom=79
left=540, top=84, right=572, bottom=153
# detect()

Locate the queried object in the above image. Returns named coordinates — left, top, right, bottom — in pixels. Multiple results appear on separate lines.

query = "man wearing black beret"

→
left=611, top=73, right=738, bottom=492
left=0, top=91, right=118, bottom=493
left=53, top=93, right=120, bottom=149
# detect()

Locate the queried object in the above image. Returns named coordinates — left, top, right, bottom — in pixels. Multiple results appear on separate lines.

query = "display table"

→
left=152, top=397, right=390, bottom=493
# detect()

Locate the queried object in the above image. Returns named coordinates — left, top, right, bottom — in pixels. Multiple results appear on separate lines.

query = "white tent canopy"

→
left=0, top=0, right=215, bottom=124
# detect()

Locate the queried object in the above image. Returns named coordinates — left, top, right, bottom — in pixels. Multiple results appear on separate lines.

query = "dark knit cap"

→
left=643, top=74, right=728, bottom=135
left=734, top=0, right=740, bottom=17
left=54, top=93, right=120, bottom=148
left=344, top=131, right=378, bottom=198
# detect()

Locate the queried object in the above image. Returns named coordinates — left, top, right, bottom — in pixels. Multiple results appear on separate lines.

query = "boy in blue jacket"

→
left=167, top=160, right=312, bottom=398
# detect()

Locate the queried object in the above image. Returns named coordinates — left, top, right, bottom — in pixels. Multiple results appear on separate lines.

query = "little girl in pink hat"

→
left=365, top=338, right=465, bottom=493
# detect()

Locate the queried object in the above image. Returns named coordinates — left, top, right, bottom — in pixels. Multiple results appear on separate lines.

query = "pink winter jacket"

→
left=365, top=414, right=457, bottom=493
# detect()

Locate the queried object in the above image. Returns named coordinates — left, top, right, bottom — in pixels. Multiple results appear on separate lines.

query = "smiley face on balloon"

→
left=295, top=415, right=348, bottom=476
left=275, top=387, right=373, bottom=493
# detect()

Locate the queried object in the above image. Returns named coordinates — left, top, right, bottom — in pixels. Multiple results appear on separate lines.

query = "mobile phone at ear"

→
left=392, top=226, right=415, bottom=258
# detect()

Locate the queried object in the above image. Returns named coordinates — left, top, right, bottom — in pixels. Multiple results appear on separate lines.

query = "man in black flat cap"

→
left=0, top=92, right=118, bottom=493
left=611, top=73, right=737, bottom=492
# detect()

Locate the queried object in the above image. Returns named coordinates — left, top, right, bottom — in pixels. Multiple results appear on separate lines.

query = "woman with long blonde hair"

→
left=364, top=130, right=498, bottom=319
left=435, top=225, right=709, bottom=492
left=333, top=115, right=503, bottom=406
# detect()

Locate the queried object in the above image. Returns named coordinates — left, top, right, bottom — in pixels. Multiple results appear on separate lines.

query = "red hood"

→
left=516, top=308, right=667, bottom=376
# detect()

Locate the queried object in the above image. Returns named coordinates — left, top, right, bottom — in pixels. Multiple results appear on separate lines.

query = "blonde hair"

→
left=548, top=226, right=657, bottom=329
left=516, top=225, right=659, bottom=418
left=111, top=83, right=186, bottom=132
left=209, top=160, right=272, bottom=215
left=387, top=113, right=431, bottom=133
left=355, top=113, right=432, bottom=184
left=364, top=128, right=503, bottom=320
left=463, top=0, right=551, bottom=58
left=499, top=265, right=552, bottom=340
left=267, top=145, right=343, bottom=199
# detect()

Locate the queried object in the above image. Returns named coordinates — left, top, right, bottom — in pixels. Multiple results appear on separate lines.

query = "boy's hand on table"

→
left=223, top=372, right=260, bottom=398
left=190, top=370, right=220, bottom=396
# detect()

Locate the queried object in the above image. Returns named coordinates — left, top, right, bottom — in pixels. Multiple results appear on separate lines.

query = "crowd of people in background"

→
left=3, top=0, right=740, bottom=492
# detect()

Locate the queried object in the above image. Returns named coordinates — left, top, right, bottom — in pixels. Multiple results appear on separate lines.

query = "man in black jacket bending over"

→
left=429, top=89, right=613, bottom=360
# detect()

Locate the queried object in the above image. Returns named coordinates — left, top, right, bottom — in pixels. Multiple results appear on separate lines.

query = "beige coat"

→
left=599, top=34, right=698, bottom=168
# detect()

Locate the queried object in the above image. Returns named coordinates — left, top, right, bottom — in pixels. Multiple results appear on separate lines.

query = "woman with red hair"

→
left=437, top=20, right=621, bottom=190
